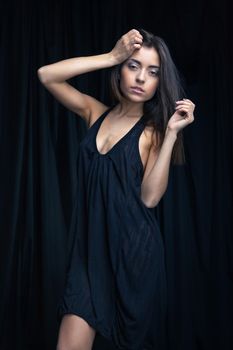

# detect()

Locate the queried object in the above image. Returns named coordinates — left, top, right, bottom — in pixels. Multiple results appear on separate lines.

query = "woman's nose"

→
left=136, top=70, right=145, bottom=83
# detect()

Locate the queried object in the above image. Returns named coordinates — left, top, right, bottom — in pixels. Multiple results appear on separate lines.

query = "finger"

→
left=175, top=100, right=192, bottom=105
left=183, top=113, right=194, bottom=121
left=135, top=36, right=143, bottom=43
left=175, top=104, right=192, bottom=109
left=131, top=28, right=141, bottom=35
left=129, top=33, right=143, bottom=44
left=183, top=98, right=194, bottom=104
left=175, top=104, right=192, bottom=110
left=177, top=98, right=195, bottom=107
left=175, top=107, right=190, bottom=114
left=131, top=37, right=143, bottom=45
left=129, top=38, right=143, bottom=49
left=175, top=104, right=194, bottom=112
left=129, top=30, right=143, bottom=39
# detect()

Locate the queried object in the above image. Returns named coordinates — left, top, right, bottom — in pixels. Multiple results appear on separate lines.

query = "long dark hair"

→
left=110, top=28, right=186, bottom=165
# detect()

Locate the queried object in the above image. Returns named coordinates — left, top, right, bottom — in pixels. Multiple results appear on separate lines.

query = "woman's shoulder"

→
left=142, top=123, right=162, bottom=149
left=138, top=124, right=162, bottom=171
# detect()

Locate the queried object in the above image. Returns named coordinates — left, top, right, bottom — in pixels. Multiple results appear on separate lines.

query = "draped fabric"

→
left=57, top=108, right=168, bottom=350
left=0, top=1, right=232, bottom=349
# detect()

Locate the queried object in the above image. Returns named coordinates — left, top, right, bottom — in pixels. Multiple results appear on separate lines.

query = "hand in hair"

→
left=166, top=98, right=195, bottom=134
left=110, top=29, right=143, bottom=64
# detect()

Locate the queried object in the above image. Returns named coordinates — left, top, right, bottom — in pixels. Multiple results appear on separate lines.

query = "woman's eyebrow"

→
left=128, top=58, right=160, bottom=69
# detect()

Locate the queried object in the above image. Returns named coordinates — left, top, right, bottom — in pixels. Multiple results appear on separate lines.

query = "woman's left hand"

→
left=166, top=98, right=195, bottom=134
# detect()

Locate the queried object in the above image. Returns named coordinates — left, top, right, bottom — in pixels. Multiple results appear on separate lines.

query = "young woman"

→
left=38, top=28, right=195, bottom=350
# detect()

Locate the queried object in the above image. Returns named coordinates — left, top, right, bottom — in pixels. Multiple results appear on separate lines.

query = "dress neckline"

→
left=95, top=106, right=145, bottom=157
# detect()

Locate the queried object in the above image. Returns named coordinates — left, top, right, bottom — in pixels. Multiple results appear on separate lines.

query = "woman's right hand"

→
left=110, top=29, right=143, bottom=64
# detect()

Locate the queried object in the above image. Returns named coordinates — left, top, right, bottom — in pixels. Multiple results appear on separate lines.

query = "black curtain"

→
left=0, top=0, right=232, bottom=349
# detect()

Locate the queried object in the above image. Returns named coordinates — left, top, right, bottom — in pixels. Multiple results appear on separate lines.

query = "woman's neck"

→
left=114, top=100, right=144, bottom=119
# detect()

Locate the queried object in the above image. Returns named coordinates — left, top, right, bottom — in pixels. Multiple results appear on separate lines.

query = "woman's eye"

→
left=128, top=64, right=138, bottom=69
left=150, top=70, right=159, bottom=76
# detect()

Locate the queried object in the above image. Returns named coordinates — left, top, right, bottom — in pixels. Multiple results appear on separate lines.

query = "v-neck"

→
left=95, top=106, right=145, bottom=156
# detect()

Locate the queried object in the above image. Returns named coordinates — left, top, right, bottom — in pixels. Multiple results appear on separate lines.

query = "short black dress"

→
left=57, top=106, right=168, bottom=350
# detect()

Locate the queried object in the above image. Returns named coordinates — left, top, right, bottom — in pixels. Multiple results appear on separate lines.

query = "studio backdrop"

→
left=0, top=0, right=232, bottom=349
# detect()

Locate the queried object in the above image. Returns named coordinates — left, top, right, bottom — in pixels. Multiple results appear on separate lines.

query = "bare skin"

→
left=56, top=314, right=96, bottom=350
left=38, top=28, right=195, bottom=349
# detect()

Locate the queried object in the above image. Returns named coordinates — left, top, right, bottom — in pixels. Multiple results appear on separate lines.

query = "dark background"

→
left=0, top=0, right=232, bottom=349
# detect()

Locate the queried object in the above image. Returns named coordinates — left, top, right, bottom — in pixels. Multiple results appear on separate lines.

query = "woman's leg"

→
left=56, top=314, right=96, bottom=350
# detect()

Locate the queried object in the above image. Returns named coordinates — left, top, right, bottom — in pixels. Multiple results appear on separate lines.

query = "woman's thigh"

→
left=56, top=314, right=96, bottom=350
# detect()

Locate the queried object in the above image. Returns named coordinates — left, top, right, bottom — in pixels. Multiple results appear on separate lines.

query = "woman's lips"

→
left=130, top=87, right=145, bottom=94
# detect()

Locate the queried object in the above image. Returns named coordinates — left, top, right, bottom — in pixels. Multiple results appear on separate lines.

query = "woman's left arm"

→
left=141, top=98, right=195, bottom=208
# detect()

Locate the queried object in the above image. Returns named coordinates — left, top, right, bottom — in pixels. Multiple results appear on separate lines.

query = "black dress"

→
left=57, top=106, right=168, bottom=350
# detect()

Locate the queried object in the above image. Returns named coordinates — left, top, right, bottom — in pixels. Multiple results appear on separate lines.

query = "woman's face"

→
left=119, top=46, right=160, bottom=103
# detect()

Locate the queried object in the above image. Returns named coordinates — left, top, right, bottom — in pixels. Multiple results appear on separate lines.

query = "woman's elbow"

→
left=141, top=187, right=167, bottom=208
left=144, top=197, right=160, bottom=208
left=140, top=191, right=159, bottom=208
left=37, top=66, right=50, bottom=84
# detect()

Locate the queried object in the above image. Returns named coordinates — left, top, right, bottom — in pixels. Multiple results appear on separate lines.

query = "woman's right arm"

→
left=37, top=29, right=143, bottom=125
left=37, top=53, right=118, bottom=125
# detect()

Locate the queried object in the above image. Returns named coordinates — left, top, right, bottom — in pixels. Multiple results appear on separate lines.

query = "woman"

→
left=38, top=28, right=195, bottom=350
